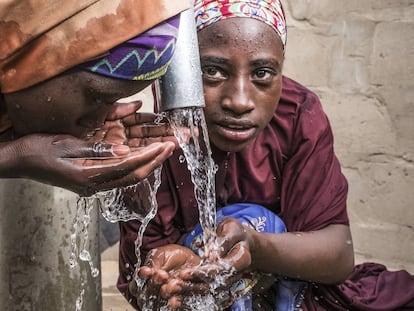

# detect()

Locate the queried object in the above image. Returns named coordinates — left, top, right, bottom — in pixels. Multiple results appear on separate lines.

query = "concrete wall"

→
left=0, top=180, right=101, bottom=310
left=283, top=0, right=414, bottom=272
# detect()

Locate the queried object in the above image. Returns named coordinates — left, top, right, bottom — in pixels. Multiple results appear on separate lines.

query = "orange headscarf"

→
left=0, top=0, right=189, bottom=94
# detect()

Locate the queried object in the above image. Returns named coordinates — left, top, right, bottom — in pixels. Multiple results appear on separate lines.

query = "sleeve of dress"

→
left=279, top=85, right=349, bottom=232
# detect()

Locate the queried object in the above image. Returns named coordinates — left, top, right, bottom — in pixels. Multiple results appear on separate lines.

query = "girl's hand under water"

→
left=131, top=218, right=256, bottom=310
left=178, top=218, right=255, bottom=307
left=131, top=244, right=203, bottom=310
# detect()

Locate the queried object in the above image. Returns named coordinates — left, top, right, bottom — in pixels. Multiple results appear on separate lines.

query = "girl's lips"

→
left=215, top=123, right=256, bottom=142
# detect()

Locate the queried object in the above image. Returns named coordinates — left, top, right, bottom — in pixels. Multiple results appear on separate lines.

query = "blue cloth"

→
left=184, top=203, right=287, bottom=251
left=184, top=203, right=307, bottom=311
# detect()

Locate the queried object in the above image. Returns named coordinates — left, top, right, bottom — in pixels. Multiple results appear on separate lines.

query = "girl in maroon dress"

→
left=118, top=1, right=414, bottom=310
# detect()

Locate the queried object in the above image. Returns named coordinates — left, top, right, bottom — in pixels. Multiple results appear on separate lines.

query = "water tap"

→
left=157, top=4, right=205, bottom=112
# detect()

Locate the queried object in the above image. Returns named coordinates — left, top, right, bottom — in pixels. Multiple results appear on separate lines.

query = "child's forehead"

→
left=198, top=18, right=283, bottom=53
left=194, top=0, right=287, bottom=50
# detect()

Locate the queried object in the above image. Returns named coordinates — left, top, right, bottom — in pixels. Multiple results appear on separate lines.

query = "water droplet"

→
left=79, top=249, right=90, bottom=261
left=91, top=268, right=100, bottom=278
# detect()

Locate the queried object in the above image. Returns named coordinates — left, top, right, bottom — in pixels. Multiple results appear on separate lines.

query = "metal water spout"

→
left=158, top=4, right=205, bottom=111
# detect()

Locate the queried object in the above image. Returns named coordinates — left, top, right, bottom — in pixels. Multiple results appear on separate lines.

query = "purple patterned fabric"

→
left=79, top=14, right=180, bottom=80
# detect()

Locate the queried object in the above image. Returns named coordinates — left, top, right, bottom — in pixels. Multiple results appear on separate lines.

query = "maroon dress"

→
left=118, top=76, right=414, bottom=310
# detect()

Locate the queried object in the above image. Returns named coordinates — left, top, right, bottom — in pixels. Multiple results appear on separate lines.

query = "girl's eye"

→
left=202, top=66, right=226, bottom=81
left=252, top=68, right=277, bottom=83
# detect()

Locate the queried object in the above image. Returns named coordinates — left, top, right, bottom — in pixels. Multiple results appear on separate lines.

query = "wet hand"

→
left=115, top=101, right=179, bottom=148
left=131, top=245, right=203, bottom=310
left=6, top=133, right=174, bottom=196
left=182, top=218, right=254, bottom=282
left=177, top=218, right=255, bottom=308
left=216, top=218, right=254, bottom=271
left=3, top=101, right=178, bottom=196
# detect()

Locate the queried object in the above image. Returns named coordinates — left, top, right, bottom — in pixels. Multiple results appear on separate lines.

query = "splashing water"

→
left=166, top=107, right=238, bottom=310
left=69, top=197, right=100, bottom=311
left=168, top=107, right=218, bottom=255
left=75, top=281, right=86, bottom=311
left=69, top=197, right=100, bottom=277
left=134, top=107, right=226, bottom=311
left=97, top=178, right=159, bottom=224
left=69, top=107, right=231, bottom=310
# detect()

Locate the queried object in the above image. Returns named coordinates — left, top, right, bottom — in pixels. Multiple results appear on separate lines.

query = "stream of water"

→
left=168, top=107, right=218, bottom=250
left=70, top=107, right=229, bottom=310
left=69, top=197, right=100, bottom=311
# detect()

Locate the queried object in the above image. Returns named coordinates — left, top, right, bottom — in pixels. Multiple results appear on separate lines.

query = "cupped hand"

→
left=133, top=219, right=256, bottom=310
left=181, top=218, right=254, bottom=283
left=130, top=244, right=203, bottom=310
left=115, top=101, right=179, bottom=148
left=7, top=133, right=174, bottom=196
left=2, top=101, right=177, bottom=196
left=175, top=218, right=256, bottom=308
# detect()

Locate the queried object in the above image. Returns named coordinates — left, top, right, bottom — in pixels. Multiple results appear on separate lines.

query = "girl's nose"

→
left=222, top=77, right=255, bottom=115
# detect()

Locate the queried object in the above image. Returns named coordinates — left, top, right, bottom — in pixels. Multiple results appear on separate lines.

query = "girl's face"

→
left=4, top=69, right=152, bottom=138
left=198, top=18, right=284, bottom=152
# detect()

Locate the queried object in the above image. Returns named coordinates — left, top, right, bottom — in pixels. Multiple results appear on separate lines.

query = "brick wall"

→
left=283, top=0, right=414, bottom=272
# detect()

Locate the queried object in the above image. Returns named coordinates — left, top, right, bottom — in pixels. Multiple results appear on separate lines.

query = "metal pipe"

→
left=158, top=4, right=205, bottom=111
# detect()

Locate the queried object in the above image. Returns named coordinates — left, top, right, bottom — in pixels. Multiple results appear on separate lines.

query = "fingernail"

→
left=112, top=145, right=130, bottom=155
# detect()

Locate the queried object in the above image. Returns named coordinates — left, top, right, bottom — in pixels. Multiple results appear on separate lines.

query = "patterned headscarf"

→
left=193, top=0, right=287, bottom=50
left=79, top=15, right=180, bottom=81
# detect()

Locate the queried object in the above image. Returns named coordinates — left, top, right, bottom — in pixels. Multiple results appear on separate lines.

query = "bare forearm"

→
left=0, top=140, right=21, bottom=178
left=249, top=224, right=354, bottom=284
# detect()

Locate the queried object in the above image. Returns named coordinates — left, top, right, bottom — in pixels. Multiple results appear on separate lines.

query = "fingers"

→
left=106, top=101, right=143, bottom=121
left=136, top=266, right=186, bottom=310
left=80, top=142, right=175, bottom=189
left=122, top=112, right=167, bottom=126
left=60, top=142, right=174, bottom=196
left=127, top=123, right=176, bottom=139
left=128, top=137, right=179, bottom=150
left=167, top=295, right=183, bottom=310
left=138, top=266, right=170, bottom=286
left=222, top=241, right=252, bottom=271
left=106, top=106, right=179, bottom=148
left=57, top=136, right=131, bottom=158
left=160, top=245, right=202, bottom=271
left=216, top=218, right=246, bottom=254
left=178, top=261, right=228, bottom=286
left=160, top=278, right=184, bottom=299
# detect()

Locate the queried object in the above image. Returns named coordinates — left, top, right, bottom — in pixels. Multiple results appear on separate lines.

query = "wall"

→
left=283, top=0, right=414, bottom=272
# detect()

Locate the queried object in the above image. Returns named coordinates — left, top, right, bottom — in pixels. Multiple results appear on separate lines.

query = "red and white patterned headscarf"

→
left=193, top=0, right=287, bottom=51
